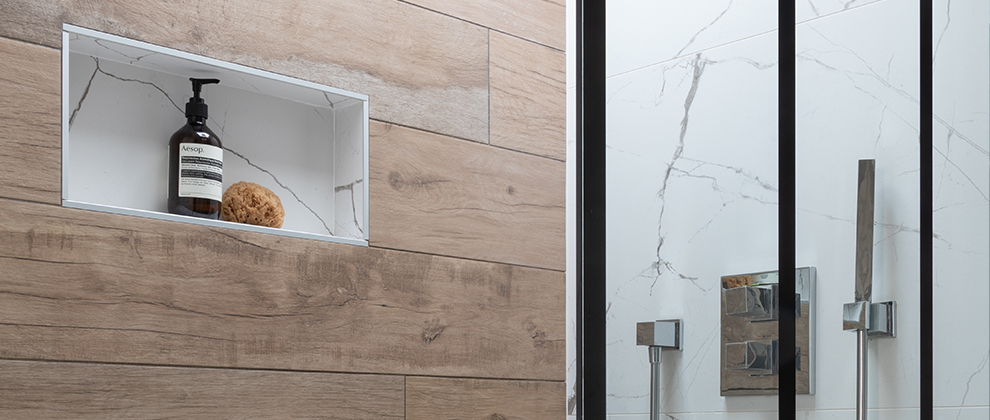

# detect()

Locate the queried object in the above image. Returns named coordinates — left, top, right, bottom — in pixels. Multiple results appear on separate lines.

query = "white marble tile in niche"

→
left=67, top=56, right=338, bottom=236
left=64, top=29, right=368, bottom=243
left=66, top=54, right=185, bottom=213
left=209, top=83, right=337, bottom=236
left=333, top=102, right=366, bottom=240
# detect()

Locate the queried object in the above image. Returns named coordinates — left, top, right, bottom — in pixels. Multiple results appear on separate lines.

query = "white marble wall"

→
left=565, top=0, right=988, bottom=418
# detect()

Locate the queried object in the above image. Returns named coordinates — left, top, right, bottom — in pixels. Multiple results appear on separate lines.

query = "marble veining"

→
left=568, top=0, right=987, bottom=417
left=65, top=46, right=366, bottom=241
left=216, top=131, right=334, bottom=235
left=674, top=1, right=735, bottom=58
left=333, top=179, right=364, bottom=236
left=72, top=57, right=337, bottom=235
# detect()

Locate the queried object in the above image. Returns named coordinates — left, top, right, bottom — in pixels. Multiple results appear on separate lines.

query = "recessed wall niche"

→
left=61, top=25, right=369, bottom=245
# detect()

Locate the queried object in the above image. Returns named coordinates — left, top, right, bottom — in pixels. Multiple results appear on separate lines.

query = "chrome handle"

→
left=725, top=284, right=777, bottom=320
left=725, top=284, right=804, bottom=321
left=725, top=340, right=802, bottom=377
left=726, top=340, right=778, bottom=375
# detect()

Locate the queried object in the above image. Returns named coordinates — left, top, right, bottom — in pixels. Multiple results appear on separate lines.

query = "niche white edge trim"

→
left=61, top=24, right=370, bottom=246
left=63, top=200, right=367, bottom=246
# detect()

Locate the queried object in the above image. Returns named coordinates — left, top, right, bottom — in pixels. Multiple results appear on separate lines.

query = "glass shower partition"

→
left=594, top=0, right=988, bottom=419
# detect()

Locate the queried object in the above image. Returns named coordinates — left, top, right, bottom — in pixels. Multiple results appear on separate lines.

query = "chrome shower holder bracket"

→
left=843, top=300, right=896, bottom=338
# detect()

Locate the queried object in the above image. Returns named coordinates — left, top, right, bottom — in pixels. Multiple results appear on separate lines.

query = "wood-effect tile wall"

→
left=0, top=0, right=565, bottom=418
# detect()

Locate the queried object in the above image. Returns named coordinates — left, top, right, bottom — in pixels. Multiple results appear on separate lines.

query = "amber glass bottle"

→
left=167, top=78, right=223, bottom=219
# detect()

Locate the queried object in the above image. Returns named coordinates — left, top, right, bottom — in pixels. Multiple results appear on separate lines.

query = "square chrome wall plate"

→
left=720, top=267, right=816, bottom=396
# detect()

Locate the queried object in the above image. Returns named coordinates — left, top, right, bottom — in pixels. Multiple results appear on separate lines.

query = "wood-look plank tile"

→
left=369, top=122, right=565, bottom=271
left=406, top=376, right=565, bottom=420
left=400, top=0, right=565, bottom=50
left=0, top=37, right=61, bottom=204
left=0, top=360, right=403, bottom=419
left=0, top=198, right=565, bottom=381
left=0, top=0, right=61, bottom=48
left=490, top=31, right=567, bottom=161
left=2, top=0, right=490, bottom=143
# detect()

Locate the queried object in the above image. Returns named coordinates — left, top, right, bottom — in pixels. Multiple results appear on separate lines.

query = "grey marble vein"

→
left=798, top=208, right=951, bottom=248
left=95, top=39, right=146, bottom=63
left=653, top=54, right=710, bottom=293
left=69, top=59, right=99, bottom=128
left=671, top=164, right=777, bottom=205
left=313, top=108, right=329, bottom=122
left=233, top=73, right=263, bottom=93
left=606, top=144, right=647, bottom=158
left=93, top=39, right=168, bottom=70
left=323, top=91, right=338, bottom=109
left=804, top=27, right=988, bottom=158
left=807, top=28, right=918, bottom=104
left=934, top=115, right=988, bottom=157
left=933, top=0, right=953, bottom=63
left=606, top=81, right=635, bottom=105
left=334, top=179, right=365, bottom=236
left=875, top=105, right=888, bottom=148
left=94, top=57, right=184, bottom=113
left=675, top=0, right=734, bottom=58
left=71, top=57, right=184, bottom=128
left=664, top=323, right=720, bottom=403
left=934, top=145, right=989, bottom=202
left=679, top=157, right=778, bottom=192
left=217, top=120, right=334, bottom=235
left=956, top=352, right=988, bottom=419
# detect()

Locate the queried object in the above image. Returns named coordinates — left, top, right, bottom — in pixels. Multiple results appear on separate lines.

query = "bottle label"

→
left=178, top=144, right=223, bottom=201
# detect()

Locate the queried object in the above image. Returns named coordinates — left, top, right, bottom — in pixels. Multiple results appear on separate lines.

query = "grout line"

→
left=488, top=28, right=492, bottom=146
left=0, top=357, right=402, bottom=378
left=369, top=118, right=565, bottom=163
left=0, top=34, right=60, bottom=50
left=604, top=0, right=893, bottom=81
left=367, top=243, right=566, bottom=274
left=488, top=142, right=566, bottom=163
left=0, top=196, right=62, bottom=207
left=392, top=0, right=565, bottom=53
left=797, top=0, right=893, bottom=25
left=369, top=118, right=484, bottom=146
left=605, top=29, right=779, bottom=81
left=0, top=357, right=568, bottom=383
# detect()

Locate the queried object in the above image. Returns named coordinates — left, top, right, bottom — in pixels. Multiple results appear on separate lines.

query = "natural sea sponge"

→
left=221, top=181, right=285, bottom=228
left=722, top=275, right=753, bottom=290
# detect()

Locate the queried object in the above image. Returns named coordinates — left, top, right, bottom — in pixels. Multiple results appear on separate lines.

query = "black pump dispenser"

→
left=185, top=78, right=219, bottom=121
left=169, top=77, right=223, bottom=219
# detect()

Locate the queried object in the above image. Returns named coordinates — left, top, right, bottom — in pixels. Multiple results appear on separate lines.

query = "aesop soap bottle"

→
left=168, top=78, right=223, bottom=219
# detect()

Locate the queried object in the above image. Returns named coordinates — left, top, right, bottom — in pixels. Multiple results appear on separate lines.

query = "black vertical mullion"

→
left=920, top=0, right=934, bottom=418
left=577, top=0, right=607, bottom=418
left=778, top=1, right=797, bottom=419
